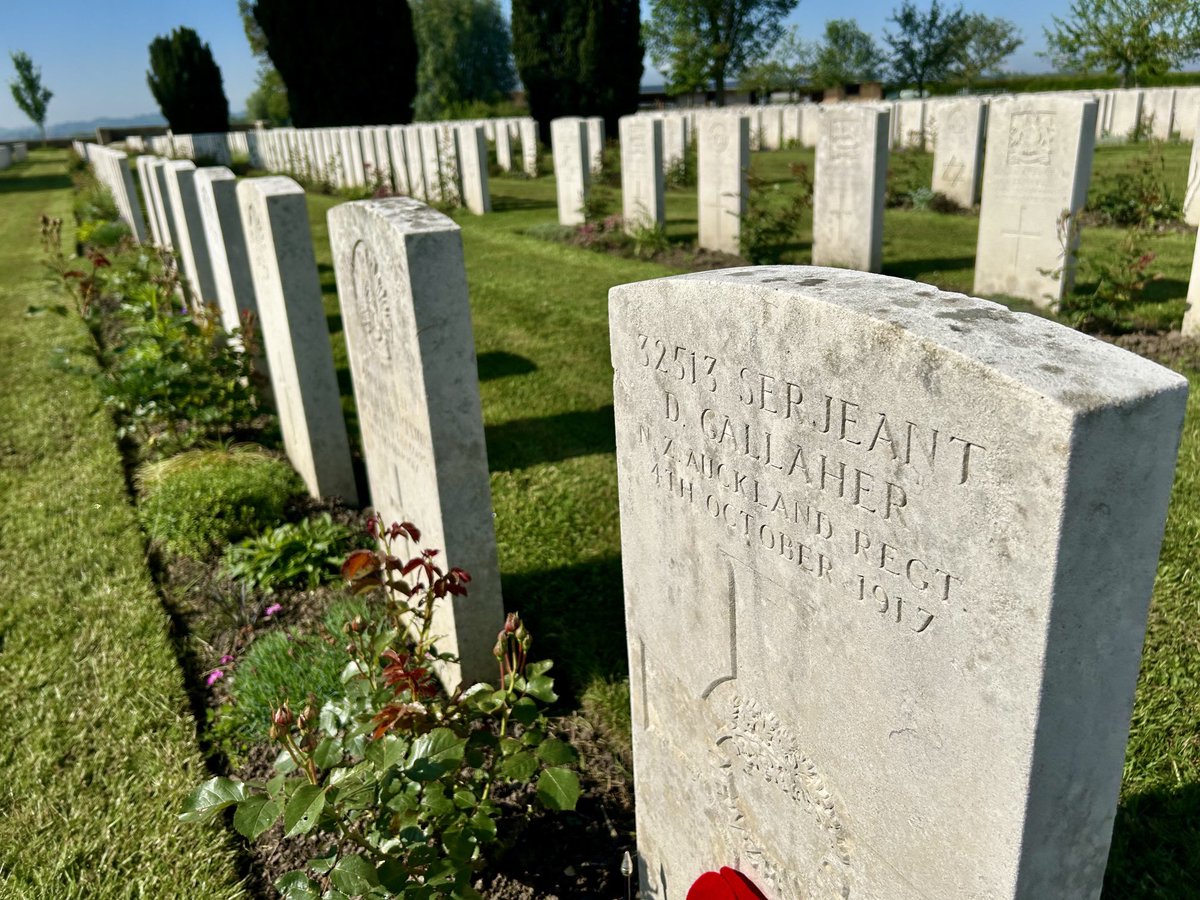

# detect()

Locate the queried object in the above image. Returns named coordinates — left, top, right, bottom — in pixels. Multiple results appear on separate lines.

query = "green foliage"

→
left=76, top=218, right=131, bottom=248
left=146, top=27, right=230, bottom=134
left=884, top=148, right=934, bottom=207
left=224, top=513, right=357, bottom=593
left=245, top=66, right=289, bottom=126
left=629, top=221, right=670, bottom=259
left=1061, top=224, right=1162, bottom=332
left=950, top=13, right=1022, bottom=88
left=412, top=0, right=517, bottom=122
left=1089, top=140, right=1182, bottom=225
left=138, top=448, right=303, bottom=558
left=927, top=68, right=1200, bottom=96
left=884, top=0, right=969, bottom=94
left=739, top=25, right=812, bottom=97
left=184, top=518, right=581, bottom=898
left=644, top=0, right=798, bottom=103
left=8, top=51, right=52, bottom=142
left=512, top=0, right=643, bottom=138
left=250, top=0, right=418, bottom=126
left=581, top=184, right=618, bottom=223
left=665, top=137, right=697, bottom=188
left=739, top=166, right=811, bottom=264
left=214, top=602, right=365, bottom=750
left=1042, top=0, right=1200, bottom=88
left=71, top=177, right=120, bottom=226
left=811, top=19, right=886, bottom=89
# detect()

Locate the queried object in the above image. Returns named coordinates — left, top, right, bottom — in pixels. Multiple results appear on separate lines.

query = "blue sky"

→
left=1, top=0, right=1070, bottom=131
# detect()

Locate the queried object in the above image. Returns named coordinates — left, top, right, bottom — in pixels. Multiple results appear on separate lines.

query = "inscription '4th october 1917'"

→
left=633, top=332, right=984, bottom=636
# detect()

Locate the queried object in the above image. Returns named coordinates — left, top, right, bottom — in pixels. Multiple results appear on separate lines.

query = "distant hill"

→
left=0, top=111, right=248, bottom=141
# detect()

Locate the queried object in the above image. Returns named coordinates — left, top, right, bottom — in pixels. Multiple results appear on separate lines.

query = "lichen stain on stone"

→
left=933, top=307, right=1017, bottom=324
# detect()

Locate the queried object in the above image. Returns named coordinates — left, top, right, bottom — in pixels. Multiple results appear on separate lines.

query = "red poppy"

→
left=686, top=868, right=766, bottom=900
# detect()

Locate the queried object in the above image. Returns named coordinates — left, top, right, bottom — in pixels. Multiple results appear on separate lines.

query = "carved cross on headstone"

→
left=1001, top=206, right=1042, bottom=270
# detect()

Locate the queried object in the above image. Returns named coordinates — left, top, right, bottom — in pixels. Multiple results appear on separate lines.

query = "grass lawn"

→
left=302, top=138, right=1200, bottom=895
left=0, top=151, right=246, bottom=898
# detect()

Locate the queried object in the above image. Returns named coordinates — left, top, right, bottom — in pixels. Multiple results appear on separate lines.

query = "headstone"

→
left=1108, top=89, right=1143, bottom=139
left=761, top=106, right=783, bottom=150
left=782, top=106, right=801, bottom=146
left=1186, top=110, right=1200, bottom=226
left=1143, top=88, right=1175, bottom=140
left=162, top=160, right=219, bottom=306
left=896, top=99, right=926, bottom=149
left=696, top=113, right=749, bottom=256
left=747, top=107, right=763, bottom=151
left=974, top=95, right=1098, bottom=306
left=1184, top=234, right=1200, bottom=335
left=327, top=196, right=504, bottom=686
left=551, top=116, right=590, bottom=226
left=456, top=124, right=492, bottom=215
left=812, top=105, right=890, bottom=272
left=519, top=118, right=539, bottom=177
left=192, top=132, right=232, bottom=165
left=13, top=141, right=28, bottom=162
left=361, top=127, right=380, bottom=187
left=609, top=264, right=1187, bottom=900
left=661, top=114, right=687, bottom=175
left=194, top=166, right=259, bottom=334
left=404, top=127, right=427, bottom=200
left=437, top=124, right=462, bottom=205
left=135, top=155, right=166, bottom=246
left=495, top=120, right=513, bottom=172
left=0, top=145, right=12, bottom=170
left=800, top=105, right=821, bottom=148
left=619, top=115, right=665, bottom=232
left=586, top=116, right=605, bottom=175
left=931, top=98, right=986, bottom=208
left=236, top=176, right=358, bottom=502
left=388, top=126, right=411, bottom=195
left=1175, top=87, right=1200, bottom=140
left=148, top=157, right=177, bottom=250
left=419, top=126, right=443, bottom=202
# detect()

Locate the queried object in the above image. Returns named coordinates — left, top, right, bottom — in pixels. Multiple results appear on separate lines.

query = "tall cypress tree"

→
left=147, top=27, right=230, bottom=133
left=250, top=0, right=419, bottom=127
left=512, top=0, right=642, bottom=140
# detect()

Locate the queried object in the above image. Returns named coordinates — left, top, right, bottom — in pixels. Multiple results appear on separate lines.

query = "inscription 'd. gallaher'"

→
left=630, top=330, right=981, bottom=636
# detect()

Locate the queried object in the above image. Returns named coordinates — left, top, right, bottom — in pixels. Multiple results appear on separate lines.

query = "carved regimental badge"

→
left=1006, top=112, right=1056, bottom=167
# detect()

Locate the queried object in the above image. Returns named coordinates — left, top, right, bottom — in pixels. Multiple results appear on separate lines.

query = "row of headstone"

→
left=103, top=142, right=508, bottom=683
left=256, top=116, right=537, bottom=209
left=84, top=143, right=147, bottom=242
left=611, top=92, right=1101, bottom=309
left=0, top=146, right=11, bottom=171
left=609, top=262, right=1187, bottom=900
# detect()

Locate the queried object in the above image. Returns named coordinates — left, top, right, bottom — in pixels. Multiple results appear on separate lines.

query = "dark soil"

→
left=1108, top=332, right=1200, bottom=373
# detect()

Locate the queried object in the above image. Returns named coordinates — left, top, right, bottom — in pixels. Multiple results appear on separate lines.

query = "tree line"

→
left=7, top=0, right=1200, bottom=140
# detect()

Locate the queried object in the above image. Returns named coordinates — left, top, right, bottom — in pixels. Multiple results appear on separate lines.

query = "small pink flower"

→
left=206, top=670, right=225, bottom=687
left=264, top=603, right=283, bottom=618
left=220, top=654, right=235, bottom=665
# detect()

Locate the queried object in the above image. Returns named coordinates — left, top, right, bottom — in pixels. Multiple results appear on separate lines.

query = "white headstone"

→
left=551, top=116, right=590, bottom=226
left=1185, top=110, right=1200, bottom=227
left=150, top=158, right=180, bottom=250
left=456, top=124, right=492, bottom=215
left=519, top=118, right=539, bottom=177
left=696, top=113, right=749, bottom=255
left=812, top=106, right=889, bottom=273
left=194, top=166, right=259, bottom=334
left=388, top=126, right=411, bottom=195
left=931, top=98, right=986, bottom=208
left=800, top=105, right=821, bottom=148
left=586, top=116, right=605, bottom=175
left=135, top=155, right=166, bottom=246
left=328, top=196, right=504, bottom=686
left=761, top=106, right=783, bottom=150
left=1143, top=88, right=1175, bottom=140
left=404, top=127, right=427, bottom=201
left=620, top=115, right=665, bottom=232
left=419, top=126, right=443, bottom=202
left=1108, top=89, right=1143, bottom=139
left=162, top=160, right=219, bottom=306
left=495, top=120, right=513, bottom=173
left=661, top=114, right=687, bottom=174
left=236, top=176, right=358, bottom=502
left=974, top=95, right=1098, bottom=306
left=609, top=264, right=1187, bottom=900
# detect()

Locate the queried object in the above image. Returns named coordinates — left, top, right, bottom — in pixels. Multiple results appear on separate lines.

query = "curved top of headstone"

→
left=237, top=175, right=304, bottom=198
left=610, top=265, right=1185, bottom=412
left=328, top=195, right=460, bottom=235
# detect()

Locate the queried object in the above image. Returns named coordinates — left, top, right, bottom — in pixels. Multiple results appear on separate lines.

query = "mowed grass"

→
left=305, top=138, right=1200, bottom=896
left=0, top=151, right=245, bottom=898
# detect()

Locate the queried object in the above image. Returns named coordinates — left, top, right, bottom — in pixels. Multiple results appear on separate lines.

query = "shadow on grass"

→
left=491, top=194, right=556, bottom=212
left=1104, top=782, right=1200, bottom=898
left=883, top=256, right=976, bottom=281
left=0, top=171, right=71, bottom=194
left=478, top=350, right=537, bottom=381
left=502, top=556, right=626, bottom=704
left=485, top=405, right=614, bottom=471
